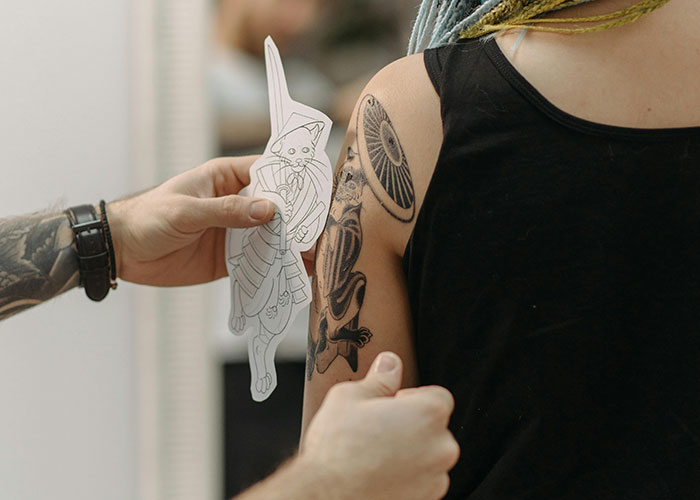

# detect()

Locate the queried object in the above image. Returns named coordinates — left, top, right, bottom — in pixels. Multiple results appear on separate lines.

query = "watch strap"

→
left=65, top=204, right=111, bottom=301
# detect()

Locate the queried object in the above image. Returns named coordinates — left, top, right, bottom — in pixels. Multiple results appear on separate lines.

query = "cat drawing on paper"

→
left=271, top=123, right=321, bottom=229
left=228, top=120, right=329, bottom=398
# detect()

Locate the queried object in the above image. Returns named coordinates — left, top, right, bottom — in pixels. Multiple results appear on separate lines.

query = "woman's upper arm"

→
left=302, top=53, right=443, bottom=430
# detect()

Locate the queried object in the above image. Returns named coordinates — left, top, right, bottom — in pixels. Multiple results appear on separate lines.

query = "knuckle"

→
left=328, top=381, right=354, bottom=399
left=221, top=195, right=245, bottom=221
left=422, top=398, right=443, bottom=417
left=424, top=386, right=455, bottom=417
left=204, top=156, right=224, bottom=168
left=419, top=399, right=447, bottom=421
left=433, top=473, right=451, bottom=499
left=198, top=158, right=218, bottom=176
left=442, top=436, right=461, bottom=469
left=372, top=379, right=395, bottom=397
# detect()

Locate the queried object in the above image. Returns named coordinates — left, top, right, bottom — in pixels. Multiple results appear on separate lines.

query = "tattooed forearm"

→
left=0, top=213, right=79, bottom=321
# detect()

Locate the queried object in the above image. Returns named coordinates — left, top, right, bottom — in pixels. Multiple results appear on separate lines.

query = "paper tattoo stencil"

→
left=225, top=37, right=333, bottom=402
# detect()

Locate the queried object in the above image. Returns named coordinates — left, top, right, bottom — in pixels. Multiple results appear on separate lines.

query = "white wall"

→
left=0, top=2, right=135, bottom=500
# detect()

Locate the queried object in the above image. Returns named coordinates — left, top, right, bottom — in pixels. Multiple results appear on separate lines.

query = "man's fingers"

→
left=205, top=156, right=260, bottom=196
left=188, top=195, right=275, bottom=230
left=442, top=435, right=461, bottom=470
left=396, top=385, right=455, bottom=426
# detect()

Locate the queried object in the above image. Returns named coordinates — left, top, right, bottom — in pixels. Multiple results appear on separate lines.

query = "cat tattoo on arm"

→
left=307, top=94, right=415, bottom=379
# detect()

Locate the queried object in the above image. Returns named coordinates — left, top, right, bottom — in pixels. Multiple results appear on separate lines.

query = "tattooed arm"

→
left=302, top=54, right=443, bottom=428
left=0, top=157, right=276, bottom=322
left=0, top=212, right=79, bottom=321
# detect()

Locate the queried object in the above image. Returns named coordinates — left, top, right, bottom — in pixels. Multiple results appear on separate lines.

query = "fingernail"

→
left=375, top=352, right=397, bottom=373
left=250, top=200, right=270, bottom=220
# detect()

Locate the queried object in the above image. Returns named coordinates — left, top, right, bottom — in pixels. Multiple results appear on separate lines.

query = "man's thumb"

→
left=190, top=195, right=275, bottom=230
left=356, top=352, right=403, bottom=398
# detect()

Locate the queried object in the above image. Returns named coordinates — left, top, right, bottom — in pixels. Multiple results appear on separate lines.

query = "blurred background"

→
left=0, top=1, right=416, bottom=499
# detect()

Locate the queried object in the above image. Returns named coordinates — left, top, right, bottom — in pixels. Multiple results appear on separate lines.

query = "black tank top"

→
left=404, top=38, right=700, bottom=499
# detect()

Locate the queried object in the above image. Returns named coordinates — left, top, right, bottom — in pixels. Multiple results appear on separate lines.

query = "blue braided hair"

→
left=407, top=0, right=598, bottom=55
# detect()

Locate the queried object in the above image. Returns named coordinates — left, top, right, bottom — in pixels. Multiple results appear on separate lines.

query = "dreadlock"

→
left=408, top=0, right=671, bottom=54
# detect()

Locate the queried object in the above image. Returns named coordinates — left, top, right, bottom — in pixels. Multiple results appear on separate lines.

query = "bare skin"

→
left=301, top=0, right=700, bottom=441
left=303, top=54, right=443, bottom=426
left=239, top=352, right=459, bottom=500
left=496, top=0, right=700, bottom=129
left=0, top=156, right=459, bottom=499
left=0, top=157, right=275, bottom=320
left=109, top=156, right=275, bottom=287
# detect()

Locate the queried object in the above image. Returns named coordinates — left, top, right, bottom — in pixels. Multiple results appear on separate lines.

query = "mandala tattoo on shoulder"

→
left=357, top=94, right=416, bottom=222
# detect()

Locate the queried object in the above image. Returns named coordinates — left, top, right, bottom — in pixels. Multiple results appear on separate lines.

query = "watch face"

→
left=357, top=95, right=415, bottom=222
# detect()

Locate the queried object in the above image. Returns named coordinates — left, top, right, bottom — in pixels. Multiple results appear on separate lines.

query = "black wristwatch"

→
left=65, top=204, right=114, bottom=301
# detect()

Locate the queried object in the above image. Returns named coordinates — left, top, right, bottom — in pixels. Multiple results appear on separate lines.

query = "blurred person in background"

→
left=211, top=0, right=333, bottom=152
left=210, top=0, right=415, bottom=151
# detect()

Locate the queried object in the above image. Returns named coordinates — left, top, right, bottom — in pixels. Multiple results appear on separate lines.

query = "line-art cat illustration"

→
left=225, top=36, right=332, bottom=402
left=228, top=119, right=329, bottom=398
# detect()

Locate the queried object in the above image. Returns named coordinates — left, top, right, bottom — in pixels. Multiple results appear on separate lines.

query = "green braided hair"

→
left=408, top=0, right=671, bottom=54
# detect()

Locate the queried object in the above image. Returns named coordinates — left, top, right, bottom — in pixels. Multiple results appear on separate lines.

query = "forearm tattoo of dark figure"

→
left=307, top=94, right=414, bottom=379
left=0, top=213, right=78, bottom=320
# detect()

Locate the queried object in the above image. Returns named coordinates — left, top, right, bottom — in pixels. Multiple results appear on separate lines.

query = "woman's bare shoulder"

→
left=340, top=53, right=443, bottom=256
